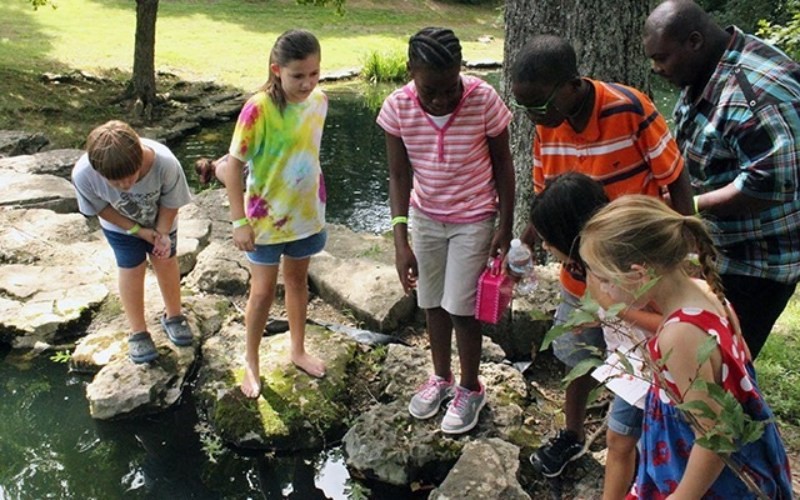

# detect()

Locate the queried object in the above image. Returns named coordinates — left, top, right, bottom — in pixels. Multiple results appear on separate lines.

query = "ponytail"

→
left=259, top=29, right=321, bottom=114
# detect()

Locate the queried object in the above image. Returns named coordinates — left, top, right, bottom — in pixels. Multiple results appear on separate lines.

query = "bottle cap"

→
left=510, top=238, right=521, bottom=248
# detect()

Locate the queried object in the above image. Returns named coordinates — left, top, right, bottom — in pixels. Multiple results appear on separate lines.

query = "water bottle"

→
left=507, top=239, right=538, bottom=295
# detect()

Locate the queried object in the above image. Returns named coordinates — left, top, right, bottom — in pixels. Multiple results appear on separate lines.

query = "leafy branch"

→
left=538, top=291, right=769, bottom=498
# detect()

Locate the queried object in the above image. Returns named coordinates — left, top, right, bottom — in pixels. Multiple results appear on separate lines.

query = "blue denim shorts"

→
left=246, top=229, right=327, bottom=266
left=552, top=287, right=606, bottom=368
left=103, top=228, right=177, bottom=269
left=608, top=395, right=643, bottom=438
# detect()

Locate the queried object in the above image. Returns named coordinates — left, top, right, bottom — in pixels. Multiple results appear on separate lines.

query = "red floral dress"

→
left=627, top=308, right=792, bottom=499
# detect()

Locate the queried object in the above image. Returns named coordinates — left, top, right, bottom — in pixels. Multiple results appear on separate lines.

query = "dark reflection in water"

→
left=172, top=87, right=393, bottom=234
left=0, top=347, right=353, bottom=499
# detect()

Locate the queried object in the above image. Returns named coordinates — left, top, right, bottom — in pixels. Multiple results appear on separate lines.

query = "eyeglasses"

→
left=511, top=81, right=566, bottom=115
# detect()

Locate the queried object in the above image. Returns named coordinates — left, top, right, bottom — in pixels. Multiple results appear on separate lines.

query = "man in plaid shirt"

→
left=644, top=0, right=800, bottom=357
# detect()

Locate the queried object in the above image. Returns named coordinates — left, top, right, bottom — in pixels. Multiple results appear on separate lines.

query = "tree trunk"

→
left=132, top=0, right=159, bottom=121
left=502, top=0, right=653, bottom=236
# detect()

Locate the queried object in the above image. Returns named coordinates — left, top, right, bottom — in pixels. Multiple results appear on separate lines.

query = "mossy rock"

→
left=195, top=322, right=357, bottom=451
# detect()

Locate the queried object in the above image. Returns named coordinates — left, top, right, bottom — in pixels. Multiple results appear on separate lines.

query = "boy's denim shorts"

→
left=608, top=395, right=643, bottom=438
left=103, top=228, right=178, bottom=269
left=246, top=229, right=327, bottom=266
left=552, top=287, right=606, bottom=368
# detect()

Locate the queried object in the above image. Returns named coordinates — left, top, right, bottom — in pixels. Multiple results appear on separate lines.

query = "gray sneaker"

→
left=408, top=373, right=454, bottom=419
left=440, top=383, right=486, bottom=434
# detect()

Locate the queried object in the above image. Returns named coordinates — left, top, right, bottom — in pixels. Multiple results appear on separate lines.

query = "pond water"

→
left=0, top=74, right=678, bottom=499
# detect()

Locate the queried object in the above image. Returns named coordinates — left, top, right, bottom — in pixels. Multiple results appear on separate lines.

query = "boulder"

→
left=0, top=264, right=109, bottom=347
left=185, top=241, right=250, bottom=296
left=0, top=130, right=49, bottom=157
left=430, top=438, right=529, bottom=500
left=344, top=341, right=530, bottom=485
left=0, top=170, right=77, bottom=213
left=85, top=333, right=199, bottom=419
left=0, top=148, right=83, bottom=179
left=309, top=252, right=415, bottom=332
left=194, top=322, right=357, bottom=451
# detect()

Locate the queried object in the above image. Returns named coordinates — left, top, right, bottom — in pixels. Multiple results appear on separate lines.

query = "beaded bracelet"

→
left=232, top=217, right=249, bottom=228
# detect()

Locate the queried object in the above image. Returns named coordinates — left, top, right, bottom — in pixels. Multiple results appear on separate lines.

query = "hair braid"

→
left=408, top=27, right=462, bottom=70
left=682, top=216, right=740, bottom=335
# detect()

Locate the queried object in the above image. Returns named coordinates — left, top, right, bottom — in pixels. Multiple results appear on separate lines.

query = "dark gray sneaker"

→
left=408, top=373, right=454, bottom=419
left=531, top=429, right=584, bottom=477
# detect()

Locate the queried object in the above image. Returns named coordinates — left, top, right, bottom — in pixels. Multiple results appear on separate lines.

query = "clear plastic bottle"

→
left=507, top=238, right=538, bottom=294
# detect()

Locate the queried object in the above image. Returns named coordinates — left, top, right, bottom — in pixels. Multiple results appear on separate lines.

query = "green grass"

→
left=0, top=0, right=503, bottom=147
left=756, top=292, right=800, bottom=426
left=361, top=50, right=407, bottom=83
left=1, top=0, right=504, bottom=90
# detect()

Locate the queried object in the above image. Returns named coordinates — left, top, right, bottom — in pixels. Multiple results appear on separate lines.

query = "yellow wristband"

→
left=391, top=215, right=408, bottom=228
left=232, top=217, right=249, bottom=228
left=126, top=223, right=141, bottom=235
left=693, top=195, right=700, bottom=215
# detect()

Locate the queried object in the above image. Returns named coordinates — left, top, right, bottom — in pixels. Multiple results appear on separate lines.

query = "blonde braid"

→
left=683, top=216, right=740, bottom=336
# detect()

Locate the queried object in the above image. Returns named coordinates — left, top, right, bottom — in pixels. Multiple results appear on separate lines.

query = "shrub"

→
left=361, top=51, right=407, bottom=84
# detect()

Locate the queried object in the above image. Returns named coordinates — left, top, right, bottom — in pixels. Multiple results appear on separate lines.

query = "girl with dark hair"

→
left=223, top=29, right=328, bottom=398
left=377, top=27, right=515, bottom=435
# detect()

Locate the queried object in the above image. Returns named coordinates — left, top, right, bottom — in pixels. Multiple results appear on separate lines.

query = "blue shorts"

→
left=246, top=229, right=327, bottom=266
left=608, top=395, right=643, bottom=438
left=103, top=228, right=178, bottom=269
left=552, top=287, right=606, bottom=368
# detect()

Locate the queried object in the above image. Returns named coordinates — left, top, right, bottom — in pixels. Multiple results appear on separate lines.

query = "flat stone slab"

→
left=309, top=252, right=415, bottom=332
left=0, top=170, right=77, bottom=213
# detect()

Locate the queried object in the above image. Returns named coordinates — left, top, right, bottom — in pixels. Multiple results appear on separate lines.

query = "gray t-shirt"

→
left=72, top=138, right=192, bottom=234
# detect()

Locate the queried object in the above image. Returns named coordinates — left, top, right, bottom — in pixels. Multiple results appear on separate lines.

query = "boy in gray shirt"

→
left=72, top=120, right=193, bottom=363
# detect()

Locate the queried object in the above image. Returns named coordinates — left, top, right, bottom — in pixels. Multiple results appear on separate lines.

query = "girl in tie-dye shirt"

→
left=223, top=29, right=329, bottom=398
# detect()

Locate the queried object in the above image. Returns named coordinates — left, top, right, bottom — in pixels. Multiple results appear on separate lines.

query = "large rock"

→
left=0, top=148, right=83, bottom=179
left=0, top=130, right=49, bottom=157
left=0, top=170, right=77, bottom=213
left=344, top=341, right=530, bottom=485
left=185, top=241, right=250, bottom=296
left=309, top=252, right=415, bottom=332
left=85, top=333, right=199, bottom=419
left=0, top=208, right=97, bottom=265
left=0, top=264, right=109, bottom=347
left=430, top=438, right=530, bottom=500
left=194, top=321, right=357, bottom=451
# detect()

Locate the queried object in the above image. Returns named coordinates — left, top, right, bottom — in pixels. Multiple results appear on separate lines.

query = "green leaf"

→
left=696, top=434, right=738, bottom=454
left=540, top=324, right=567, bottom=351
left=566, top=309, right=598, bottom=327
left=587, top=384, right=605, bottom=404
left=633, top=275, right=660, bottom=299
left=605, top=302, right=626, bottom=319
left=616, top=351, right=634, bottom=374
left=677, top=400, right=717, bottom=420
left=696, top=336, right=718, bottom=365
left=562, top=357, right=603, bottom=386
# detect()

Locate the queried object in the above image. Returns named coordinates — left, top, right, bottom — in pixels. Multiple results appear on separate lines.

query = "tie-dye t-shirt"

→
left=228, top=88, right=328, bottom=245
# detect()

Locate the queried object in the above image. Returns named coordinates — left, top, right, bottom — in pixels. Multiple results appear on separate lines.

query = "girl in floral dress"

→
left=579, top=195, right=792, bottom=499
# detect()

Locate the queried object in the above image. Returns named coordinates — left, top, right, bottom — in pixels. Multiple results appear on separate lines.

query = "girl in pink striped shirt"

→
left=377, top=27, right=515, bottom=435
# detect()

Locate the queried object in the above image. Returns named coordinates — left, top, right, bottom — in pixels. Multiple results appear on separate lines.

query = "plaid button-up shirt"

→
left=674, top=26, right=800, bottom=284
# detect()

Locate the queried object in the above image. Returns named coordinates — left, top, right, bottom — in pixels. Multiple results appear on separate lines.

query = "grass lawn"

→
left=1, top=0, right=504, bottom=89
left=0, top=0, right=503, bottom=146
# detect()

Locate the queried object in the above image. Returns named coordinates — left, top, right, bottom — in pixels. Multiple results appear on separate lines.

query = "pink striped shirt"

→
left=377, top=75, right=512, bottom=223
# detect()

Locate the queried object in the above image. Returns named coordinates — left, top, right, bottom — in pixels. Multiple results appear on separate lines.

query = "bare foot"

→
left=241, top=361, right=262, bottom=398
left=291, top=352, right=326, bottom=378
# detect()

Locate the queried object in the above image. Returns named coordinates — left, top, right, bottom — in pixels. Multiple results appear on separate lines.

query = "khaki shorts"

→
left=412, top=209, right=495, bottom=316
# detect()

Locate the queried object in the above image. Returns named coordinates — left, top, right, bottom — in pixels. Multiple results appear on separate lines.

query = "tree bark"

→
left=132, top=0, right=159, bottom=121
left=502, top=0, right=653, bottom=236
